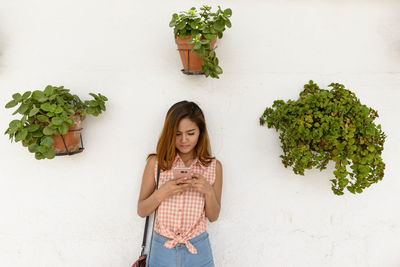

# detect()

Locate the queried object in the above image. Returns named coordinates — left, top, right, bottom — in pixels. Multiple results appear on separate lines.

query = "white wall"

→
left=1, top=1, right=399, bottom=266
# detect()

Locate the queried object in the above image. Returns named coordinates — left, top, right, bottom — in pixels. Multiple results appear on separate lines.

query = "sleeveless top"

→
left=154, top=155, right=217, bottom=254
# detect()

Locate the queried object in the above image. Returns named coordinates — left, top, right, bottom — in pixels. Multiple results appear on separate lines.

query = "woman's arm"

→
left=206, top=160, right=223, bottom=222
left=192, top=160, right=223, bottom=222
left=137, top=156, right=161, bottom=218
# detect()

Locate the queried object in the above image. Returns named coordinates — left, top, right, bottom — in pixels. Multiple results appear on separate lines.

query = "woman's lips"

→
left=180, top=145, right=190, bottom=149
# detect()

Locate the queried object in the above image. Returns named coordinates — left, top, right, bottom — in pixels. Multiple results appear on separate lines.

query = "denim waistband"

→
left=152, top=231, right=209, bottom=245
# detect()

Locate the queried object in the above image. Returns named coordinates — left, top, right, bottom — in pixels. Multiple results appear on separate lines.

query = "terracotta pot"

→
left=175, top=36, right=217, bottom=73
left=52, top=115, right=82, bottom=154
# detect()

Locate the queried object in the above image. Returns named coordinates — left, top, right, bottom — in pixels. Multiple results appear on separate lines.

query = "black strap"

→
left=140, top=165, right=160, bottom=256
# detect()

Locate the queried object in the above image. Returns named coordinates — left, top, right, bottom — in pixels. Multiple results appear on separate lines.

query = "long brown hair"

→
left=151, top=101, right=214, bottom=170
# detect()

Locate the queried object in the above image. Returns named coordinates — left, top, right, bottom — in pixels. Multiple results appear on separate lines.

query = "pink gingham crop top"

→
left=154, top=155, right=216, bottom=254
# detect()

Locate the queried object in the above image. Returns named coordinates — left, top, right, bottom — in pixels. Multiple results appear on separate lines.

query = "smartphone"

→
left=173, top=167, right=192, bottom=180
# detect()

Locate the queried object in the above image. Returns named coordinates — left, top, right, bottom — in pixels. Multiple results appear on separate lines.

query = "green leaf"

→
left=213, top=20, right=225, bottom=32
left=21, top=115, right=27, bottom=125
left=27, top=124, right=40, bottom=132
left=28, top=144, right=39, bottom=153
left=99, top=94, right=108, bottom=101
left=58, top=123, right=69, bottom=135
left=32, top=131, right=43, bottom=138
left=193, top=43, right=201, bottom=50
left=38, top=145, right=47, bottom=154
left=89, top=100, right=98, bottom=107
left=199, top=39, right=211, bottom=45
left=40, top=103, right=52, bottom=112
left=43, top=85, right=54, bottom=96
left=338, top=178, right=349, bottom=187
left=197, top=46, right=206, bottom=57
left=22, top=91, right=31, bottom=100
left=169, top=14, right=179, bottom=27
left=51, top=117, right=63, bottom=126
left=347, top=186, right=356, bottom=194
left=9, top=120, right=22, bottom=129
left=56, top=96, right=65, bottom=105
left=12, top=93, right=22, bottom=101
left=177, top=21, right=186, bottom=30
left=204, top=34, right=215, bottom=40
left=34, top=152, right=44, bottom=160
left=89, top=93, right=99, bottom=100
left=366, top=127, right=375, bottom=135
left=99, top=102, right=106, bottom=111
left=43, top=126, right=54, bottom=136
left=29, top=108, right=40, bottom=117
left=213, top=57, right=219, bottom=65
left=44, top=148, right=56, bottom=159
left=6, top=126, right=18, bottom=135
left=27, top=116, right=35, bottom=123
left=50, top=104, right=57, bottom=112
left=54, top=106, right=63, bottom=114
left=169, top=19, right=177, bottom=27
left=40, top=136, right=54, bottom=147
left=224, top=8, right=232, bottom=17
left=15, top=129, right=28, bottom=142
left=361, top=106, right=369, bottom=116
left=86, top=107, right=96, bottom=115
left=65, top=108, right=75, bottom=115
left=32, top=91, right=48, bottom=102
left=65, top=118, right=75, bottom=126
left=5, top=100, right=18, bottom=109
left=17, top=103, right=30, bottom=114
left=37, top=115, right=50, bottom=123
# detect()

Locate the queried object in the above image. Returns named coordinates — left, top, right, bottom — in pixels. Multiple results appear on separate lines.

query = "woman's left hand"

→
left=191, top=173, right=214, bottom=196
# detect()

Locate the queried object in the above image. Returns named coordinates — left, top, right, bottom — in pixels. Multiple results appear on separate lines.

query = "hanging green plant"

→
left=4, top=85, right=108, bottom=160
left=259, top=81, right=386, bottom=195
left=169, top=5, right=232, bottom=78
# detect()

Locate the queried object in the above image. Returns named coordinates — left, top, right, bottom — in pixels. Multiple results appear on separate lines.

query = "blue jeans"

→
left=146, top=231, right=214, bottom=267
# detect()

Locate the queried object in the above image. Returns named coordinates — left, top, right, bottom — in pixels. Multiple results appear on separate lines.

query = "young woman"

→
left=137, top=101, right=222, bottom=267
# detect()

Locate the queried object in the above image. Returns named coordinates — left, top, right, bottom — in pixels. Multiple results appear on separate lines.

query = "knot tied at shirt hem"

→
left=163, top=238, right=197, bottom=254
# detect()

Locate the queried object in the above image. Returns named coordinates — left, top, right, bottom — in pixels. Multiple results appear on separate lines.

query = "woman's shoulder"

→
left=215, top=159, right=222, bottom=169
left=215, top=158, right=221, bottom=165
left=146, top=154, right=157, bottom=167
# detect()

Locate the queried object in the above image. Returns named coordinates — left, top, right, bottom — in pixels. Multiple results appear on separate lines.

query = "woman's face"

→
left=175, top=117, right=200, bottom=155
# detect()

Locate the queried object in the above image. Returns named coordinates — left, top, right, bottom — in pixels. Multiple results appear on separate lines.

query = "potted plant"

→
left=259, top=81, right=386, bottom=195
left=4, top=85, right=108, bottom=160
left=169, top=5, right=232, bottom=78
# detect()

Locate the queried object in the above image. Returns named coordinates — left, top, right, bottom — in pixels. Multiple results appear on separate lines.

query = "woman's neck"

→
left=178, top=151, right=196, bottom=167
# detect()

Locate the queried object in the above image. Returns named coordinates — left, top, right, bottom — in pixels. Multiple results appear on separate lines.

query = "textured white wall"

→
left=0, top=1, right=399, bottom=266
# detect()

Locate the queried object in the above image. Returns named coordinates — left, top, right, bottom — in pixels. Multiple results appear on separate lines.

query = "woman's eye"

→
left=176, top=133, right=181, bottom=136
left=188, top=133, right=195, bottom=136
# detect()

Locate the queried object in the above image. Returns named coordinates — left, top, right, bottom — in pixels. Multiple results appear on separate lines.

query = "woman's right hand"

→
left=156, top=177, right=192, bottom=201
